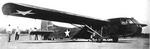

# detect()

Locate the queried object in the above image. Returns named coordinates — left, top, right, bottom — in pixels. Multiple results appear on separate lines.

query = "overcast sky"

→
left=0, top=0, right=149, bottom=33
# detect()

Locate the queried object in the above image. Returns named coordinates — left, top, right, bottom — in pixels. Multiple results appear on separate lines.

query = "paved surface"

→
left=0, top=34, right=149, bottom=49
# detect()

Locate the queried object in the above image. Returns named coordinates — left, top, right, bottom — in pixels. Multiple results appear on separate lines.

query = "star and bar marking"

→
left=13, top=10, right=35, bottom=15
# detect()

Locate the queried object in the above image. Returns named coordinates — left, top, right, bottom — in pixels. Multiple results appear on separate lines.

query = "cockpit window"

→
left=128, top=20, right=134, bottom=24
left=121, top=18, right=139, bottom=25
left=121, top=21, right=127, bottom=25
left=130, top=18, right=139, bottom=24
left=120, top=18, right=135, bottom=25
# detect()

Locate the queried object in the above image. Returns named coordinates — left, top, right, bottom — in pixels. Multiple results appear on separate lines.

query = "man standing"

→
left=7, top=24, right=12, bottom=42
left=15, top=26, right=20, bottom=40
left=28, top=29, right=32, bottom=40
left=33, top=27, right=38, bottom=40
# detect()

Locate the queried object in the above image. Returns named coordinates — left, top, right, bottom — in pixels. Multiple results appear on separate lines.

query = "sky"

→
left=0, top=0, right=149, bottom=33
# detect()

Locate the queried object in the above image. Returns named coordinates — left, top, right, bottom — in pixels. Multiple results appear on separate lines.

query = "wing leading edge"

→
left=2, top=3, right=108, bottom=29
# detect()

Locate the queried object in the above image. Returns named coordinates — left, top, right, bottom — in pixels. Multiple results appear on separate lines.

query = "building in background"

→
left=0, top=28, right=6, bottom=34
left=41, top=20, right=55, bottom=32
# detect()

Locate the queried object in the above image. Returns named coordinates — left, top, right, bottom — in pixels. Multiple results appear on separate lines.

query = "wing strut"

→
left=85, top=25, right=102, bottom=37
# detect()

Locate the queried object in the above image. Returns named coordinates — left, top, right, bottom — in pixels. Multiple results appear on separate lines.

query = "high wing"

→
left=2, top=3, right=109, bottom=39
left=2, top=3, right=108, bottom=29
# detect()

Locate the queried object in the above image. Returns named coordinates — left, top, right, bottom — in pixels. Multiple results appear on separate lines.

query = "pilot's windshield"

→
left=120, top=18, right=139, bottom=25
left=130, top=18, right=139, bottom=24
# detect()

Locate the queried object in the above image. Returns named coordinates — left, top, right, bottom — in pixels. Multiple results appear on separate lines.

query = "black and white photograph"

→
left=0, top=0, right=149, bottom=49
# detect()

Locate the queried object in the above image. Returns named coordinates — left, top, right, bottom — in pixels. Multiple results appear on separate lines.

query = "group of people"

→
left=7, top=24, right=71, bottom=42
left=7, top=30, right=20, bottom=42
left=7, top=25, right=20, bottom=42
left=7, top=24, right=40, bottom=42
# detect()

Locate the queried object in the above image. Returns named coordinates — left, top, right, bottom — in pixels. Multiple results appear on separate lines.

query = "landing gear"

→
left=96, top=38, right=103, bottom=42
left=85, top=25, right=103, bottom=42
left=112, top=37, right=118, bottom=42
left=90, top=37, right=103, bottom=42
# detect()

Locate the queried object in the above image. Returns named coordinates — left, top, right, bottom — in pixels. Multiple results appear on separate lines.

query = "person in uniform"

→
left=7, top=24, right=13, bottom=42
left=15, top=27, right=20, bottom=40
left=33, top=27, right=38, bottom=40
left=7, top=31, right=12, bottom=42
left=27, top=29, right=32, bottom=40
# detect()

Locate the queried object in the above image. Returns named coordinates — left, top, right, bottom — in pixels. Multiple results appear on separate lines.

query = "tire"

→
left=96, top=39, right=103, bottom=42
left=90, top=38, right=95, bottom=42
left=112, top=37, right=118, bottom=42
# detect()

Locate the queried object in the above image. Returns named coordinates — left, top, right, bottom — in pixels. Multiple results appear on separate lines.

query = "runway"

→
left=0, top=34, right=149, bottom=49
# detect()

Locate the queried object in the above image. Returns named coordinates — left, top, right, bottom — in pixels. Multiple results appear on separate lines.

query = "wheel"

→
left=96, top=39, right=103, bottom=42
left=90, top=38, right=95, bottom=42
left=112, top=37, right=118, bottom=42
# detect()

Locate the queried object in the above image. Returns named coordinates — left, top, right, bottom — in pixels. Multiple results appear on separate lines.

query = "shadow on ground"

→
left=18, top=40, right=131, bottom=44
